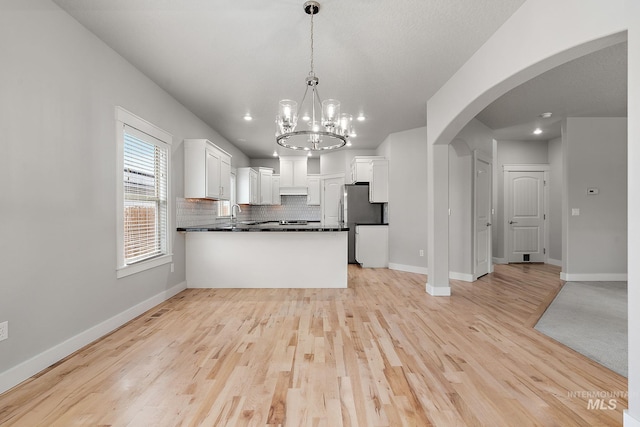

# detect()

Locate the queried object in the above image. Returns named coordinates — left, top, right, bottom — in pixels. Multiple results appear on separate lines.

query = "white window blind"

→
left=123, top=125, right=169, bottom=265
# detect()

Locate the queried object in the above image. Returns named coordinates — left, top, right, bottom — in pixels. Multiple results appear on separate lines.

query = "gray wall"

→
left=494, top=140, right=548, bottom=259
left=563, top=117, right=627, bottom=276
left=0, top=1, right=249, bottom=374
left=376, top=127, right=428, bottom=271
left=548, top=137, right=563, bottom=262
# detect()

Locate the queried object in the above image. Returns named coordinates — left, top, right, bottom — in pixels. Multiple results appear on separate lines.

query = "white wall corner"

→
left=624, top=411, right=640, bottom=427
left=547, top=258, right=562, bottom=267
left=389, top=263, right=428, bottom=275
left=426, top=282, right=452, bottom=296
left=0, top=281, right=187, bottom=395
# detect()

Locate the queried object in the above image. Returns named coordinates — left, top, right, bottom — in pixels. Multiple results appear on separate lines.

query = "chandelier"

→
left=276, top=1, right=354, bottom=152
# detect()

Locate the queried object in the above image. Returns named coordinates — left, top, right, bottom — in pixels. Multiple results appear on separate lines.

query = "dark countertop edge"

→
left=177, top=222, right=349, bottom=232
left=354, top=223, right=389, bottom=226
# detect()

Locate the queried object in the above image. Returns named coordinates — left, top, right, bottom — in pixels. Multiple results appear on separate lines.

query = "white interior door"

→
left=322, top=175, right=345, bottom=225
left=474, top=152, right=492, bottom=278
left=506, top=170, right=545, bottom=263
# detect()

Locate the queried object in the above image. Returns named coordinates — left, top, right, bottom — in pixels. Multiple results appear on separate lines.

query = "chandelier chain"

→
left=309, top=11, right=314, bottom=76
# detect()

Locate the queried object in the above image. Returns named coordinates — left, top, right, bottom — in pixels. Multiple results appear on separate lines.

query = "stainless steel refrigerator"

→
left=339, top=184, right=384, bottom=263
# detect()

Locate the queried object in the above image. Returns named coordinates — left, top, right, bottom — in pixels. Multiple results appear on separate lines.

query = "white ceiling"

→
left=52, top=0, right=626, bottom=158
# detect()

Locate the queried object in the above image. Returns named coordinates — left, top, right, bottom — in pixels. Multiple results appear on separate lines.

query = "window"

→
left=116, top=107, right=172, bottom=278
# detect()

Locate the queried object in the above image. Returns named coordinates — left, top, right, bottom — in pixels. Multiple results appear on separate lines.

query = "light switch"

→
left=572, top=208, right=580, bottom=216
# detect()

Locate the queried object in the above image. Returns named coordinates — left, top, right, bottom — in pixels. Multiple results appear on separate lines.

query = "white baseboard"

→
left=389, top=263, right=428, bottom=275
left=560, top=273, right=628, bottom=282
left=492, top=257, right=507, bottom=265
left=625, top=411, right=640, bottom=427
left=0, top=281, right=186, bottom=395
left=449, top=271, right=474, bottom=282
left=547, top=258, right=562, bottom=267
left=426, top=282, right=451, bottom=296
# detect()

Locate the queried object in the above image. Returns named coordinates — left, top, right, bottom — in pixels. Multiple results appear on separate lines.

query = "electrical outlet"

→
left=419, top=249, right=424, bottom=257
left=0, top=321, right=8, bottom=342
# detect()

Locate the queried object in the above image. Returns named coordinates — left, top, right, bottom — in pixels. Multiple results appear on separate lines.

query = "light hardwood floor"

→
left=0, top=264, right=627, bottom=426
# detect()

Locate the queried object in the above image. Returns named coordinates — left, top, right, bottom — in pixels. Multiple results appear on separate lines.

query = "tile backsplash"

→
left=176, top=195, right=321, bottom=227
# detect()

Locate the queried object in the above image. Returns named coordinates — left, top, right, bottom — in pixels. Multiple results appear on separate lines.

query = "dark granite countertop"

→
left=177, top=221, right=349, bottom=232
left=354, top=223, right=389, bottom=226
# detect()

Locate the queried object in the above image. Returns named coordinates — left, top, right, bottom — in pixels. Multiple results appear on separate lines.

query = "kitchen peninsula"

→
left=178, top=221, right=348, bottom=288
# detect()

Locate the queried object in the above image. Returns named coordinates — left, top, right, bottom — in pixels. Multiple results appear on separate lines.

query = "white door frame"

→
left=503, top=164, right=550, bottom=264
left=473, top=150, right=493, bottom=278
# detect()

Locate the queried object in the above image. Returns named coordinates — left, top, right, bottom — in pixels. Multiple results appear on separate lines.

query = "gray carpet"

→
left=534, top=281, right=627, bottom=377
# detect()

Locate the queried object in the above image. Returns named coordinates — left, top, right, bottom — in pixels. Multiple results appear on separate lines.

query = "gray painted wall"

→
left=494, top=140, right=548, bottom=259
left=563, top=117, right=627, bottom=275
left=377, top=127, right=428, bottom=270
left=0, top=2, right=249, bottom=374
left=548, top=137, right=563, bottom=262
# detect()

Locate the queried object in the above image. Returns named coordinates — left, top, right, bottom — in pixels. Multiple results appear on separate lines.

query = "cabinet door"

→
left=260, top=172, right=272, bottom=205
left=272, top=176, right=281, bottom=205
left=280, top=159, right=294, bottom=187
left=205, top=148, right=221, bottom=198
left=293, top=158, right=307, bottom=187
left=219, top=154, right=231, bottom=200
left=369, top=160, right=389, bottom=203
left=250, top=169, right=259, bottom=205
left=307, top=176, right=320, bottom=205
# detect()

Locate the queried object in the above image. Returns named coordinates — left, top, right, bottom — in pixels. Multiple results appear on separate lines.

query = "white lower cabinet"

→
left=355, top=225, right=389, bottom=268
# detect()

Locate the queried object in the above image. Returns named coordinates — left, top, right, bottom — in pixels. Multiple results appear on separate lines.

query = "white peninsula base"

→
left=185, top=231, right=348, bottom=288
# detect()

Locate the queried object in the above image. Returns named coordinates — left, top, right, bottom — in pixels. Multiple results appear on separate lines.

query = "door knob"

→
left=509, top=220, right=518, bottom=224
left=486, top=222, right=492, bottom=227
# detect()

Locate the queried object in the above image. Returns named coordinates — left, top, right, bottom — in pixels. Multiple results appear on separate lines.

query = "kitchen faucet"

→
left=231, top=204, right=242, bottom=221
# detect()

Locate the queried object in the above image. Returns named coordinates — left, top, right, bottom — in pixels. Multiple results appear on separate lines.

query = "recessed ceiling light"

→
left=357, top=114, right=365, bottom=122
left=539, top=112, right=553, bottom=119
left=272, top=151, right=278, bottom=157
left=243, top=114, right=252, bottom=121
left=533, top=128, right=543, bottom=135
left=349, top=132, right=357, bottom=138
left=346, top=141, right=352, bottom=147
left=307, top=152, right=312, bottom=157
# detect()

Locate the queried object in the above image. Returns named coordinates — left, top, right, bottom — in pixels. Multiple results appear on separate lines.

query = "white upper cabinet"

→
left=258, top=167, right=273, bottom=205
left=271, top=174, right=281, bottom=205
left=184, top=139, right=232, bottom=200
left=369, top=159, right=389, bottom=203
left=237, top=167, right=259, bottom=204
left=279, top=155, right=308, bottom=195
left=351, top=156, right=385, bottom=184
left=306, top=174, right=320, bottom=205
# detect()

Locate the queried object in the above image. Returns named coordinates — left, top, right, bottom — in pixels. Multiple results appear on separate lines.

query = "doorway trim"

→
left=503, top=164, right=550, bottom=264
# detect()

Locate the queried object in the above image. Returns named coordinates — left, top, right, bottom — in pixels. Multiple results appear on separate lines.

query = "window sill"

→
left=116, top=254, right=173, bottom=279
